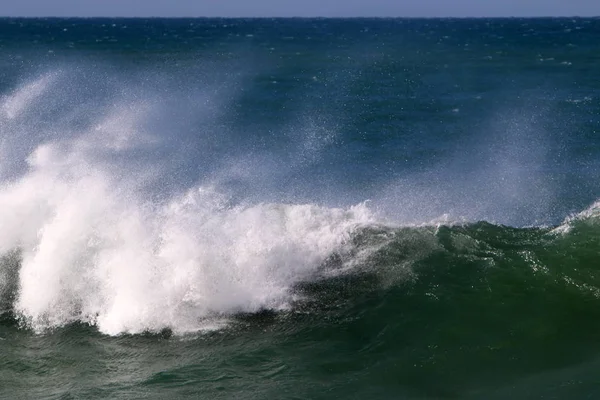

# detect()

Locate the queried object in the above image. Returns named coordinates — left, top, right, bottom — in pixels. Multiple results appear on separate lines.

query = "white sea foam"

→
left=0, top=71, right=374, bottom=335
left=551, top=200, right=600, bottom=235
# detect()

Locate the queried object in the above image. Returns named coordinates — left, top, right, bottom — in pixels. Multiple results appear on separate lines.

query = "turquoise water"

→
left=1, top=18, right=600, bottom=399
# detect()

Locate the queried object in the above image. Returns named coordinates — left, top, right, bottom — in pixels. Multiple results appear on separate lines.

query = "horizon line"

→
left=0, top=15, right=599, bottom=19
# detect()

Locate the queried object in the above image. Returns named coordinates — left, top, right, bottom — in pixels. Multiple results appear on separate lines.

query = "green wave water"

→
left=2, top=205, right=600, bottom=398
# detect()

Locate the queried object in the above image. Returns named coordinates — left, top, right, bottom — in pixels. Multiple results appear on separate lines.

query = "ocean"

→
left=1, top=17, right=600, bottom=399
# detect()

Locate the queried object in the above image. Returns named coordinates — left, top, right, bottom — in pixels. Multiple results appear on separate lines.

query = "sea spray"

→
left=0, top=72, right=375, bottom=334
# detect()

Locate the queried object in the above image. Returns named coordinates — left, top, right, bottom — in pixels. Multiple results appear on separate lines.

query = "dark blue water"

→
left=1, top=18, right=600, bottom=399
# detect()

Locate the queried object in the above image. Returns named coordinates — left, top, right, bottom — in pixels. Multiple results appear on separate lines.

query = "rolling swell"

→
left=278, top=210, right=600, bottom=397
left=3, top=208, right=599, bottom=397
left=2, top=203, right=600, bottom=331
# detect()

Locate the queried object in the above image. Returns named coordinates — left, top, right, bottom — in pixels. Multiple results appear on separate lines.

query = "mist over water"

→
left=380, top=99, right=563, bottom=226
left=0, top=68, right=377, bottom=334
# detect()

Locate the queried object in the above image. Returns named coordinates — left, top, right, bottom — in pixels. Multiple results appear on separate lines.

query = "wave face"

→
left=1, top=17, right=600, bottom=400
left=0, top=70, right=375, bottom=334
